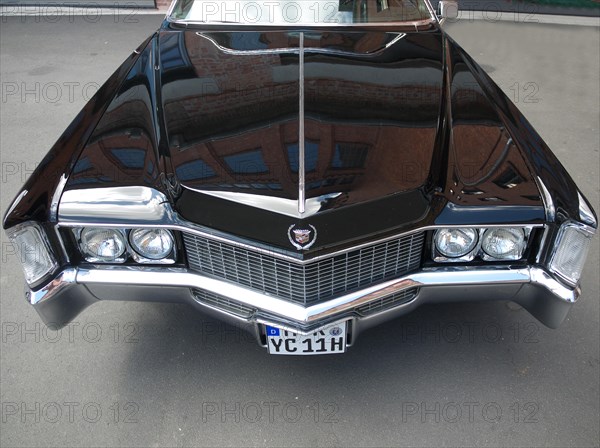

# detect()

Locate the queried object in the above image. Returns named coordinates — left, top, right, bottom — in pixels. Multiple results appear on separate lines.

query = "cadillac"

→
left=4, top=0, right=597, bottom=354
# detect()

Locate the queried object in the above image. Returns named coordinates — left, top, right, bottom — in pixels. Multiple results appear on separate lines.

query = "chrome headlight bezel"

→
left=433, top=227, right=479, bottom=261
left=71, top=227, right=177, bottom=265
left=78, top=227, right=127, bottom=263
left=433, top=226, right=532, bottom=263
left=480, top=227, right=527, bottom=261
left=129, top=228, right=175, bottom=261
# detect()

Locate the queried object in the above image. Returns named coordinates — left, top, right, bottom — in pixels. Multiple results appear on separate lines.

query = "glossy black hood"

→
left=161, top=29, right=452, bottom=251
left=162, top=30, right=444, bottom=202
left=57, top=27, right=549, bottom=254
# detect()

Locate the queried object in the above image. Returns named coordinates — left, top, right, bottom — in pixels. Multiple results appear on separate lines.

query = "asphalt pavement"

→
left=0, top=13, right=599, bottom=448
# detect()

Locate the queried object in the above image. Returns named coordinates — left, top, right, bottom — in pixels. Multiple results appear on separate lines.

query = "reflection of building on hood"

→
left=67, top=28, right=541, bottom=211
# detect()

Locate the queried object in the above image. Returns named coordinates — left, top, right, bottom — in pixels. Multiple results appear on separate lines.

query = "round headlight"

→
left=481, top=228, right=525, bottom=260
left=129, top=228, right=174, bottom=260
left=80, top=228, right=126, bottom=262
left=434, top=228, right=478, bottom=258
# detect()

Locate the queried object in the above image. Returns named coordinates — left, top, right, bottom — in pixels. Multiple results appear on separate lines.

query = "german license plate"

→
left=265, top=322, right=347, bottom=355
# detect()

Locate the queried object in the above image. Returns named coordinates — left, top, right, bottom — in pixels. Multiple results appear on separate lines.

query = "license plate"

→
left=265, top=322, right=347, bottom=355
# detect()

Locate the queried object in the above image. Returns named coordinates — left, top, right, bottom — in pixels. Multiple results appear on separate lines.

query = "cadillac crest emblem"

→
left=288, top=224, right=317, bottom=250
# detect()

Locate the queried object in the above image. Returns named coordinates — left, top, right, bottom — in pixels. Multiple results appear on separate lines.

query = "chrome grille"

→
left=184, top=232, right=424, bottom=306
left=354, top=288, right=418, bottom=316
left=192, top=287, right=418, bottom=320
left=193, top=289, right=255, bottom=318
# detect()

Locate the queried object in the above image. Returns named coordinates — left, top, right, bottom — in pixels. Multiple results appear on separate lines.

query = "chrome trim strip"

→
left=72, top=265, right=575, bottom=323
left=58, top=187, right=545, bottom=265
left=50, top=174, right=68, bottom=222
left=196, top=31, right=407, bottom=58
left=384, top=33, right=407, bottom=48
left=191, top=190, right=341, bottom=218
left=53, top=224, right=70, bottom=263
left=298, top=31, right=306, bottom=215
left=165, top=0, right=177, bottom=17
left=536, top=224, right=550, bottom=264
left=197, top=33, right=300, bottom=55
left=424, top=0, right=441, bottom=24
left=536, top=176, right=556, bottom=222
left=577, top=191, right=597, bottom=227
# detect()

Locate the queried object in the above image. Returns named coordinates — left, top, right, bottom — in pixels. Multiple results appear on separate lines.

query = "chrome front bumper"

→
left=27, top=264, right=578, bottom=345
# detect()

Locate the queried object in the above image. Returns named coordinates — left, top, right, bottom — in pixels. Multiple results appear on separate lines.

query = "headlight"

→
left=549, top=223, right=594, bottom=286
left=80, top=228, right=126, bottom=262
left=481, top=228, right=526, bottom=260
left=129, top=228, right=174, bottom=260
left=434, top=228, right=478, bottom=258
left=7, top=223, right=57, bottom=285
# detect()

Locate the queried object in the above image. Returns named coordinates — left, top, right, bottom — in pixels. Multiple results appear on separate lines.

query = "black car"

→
left=4, top=0, right=597, bottom=355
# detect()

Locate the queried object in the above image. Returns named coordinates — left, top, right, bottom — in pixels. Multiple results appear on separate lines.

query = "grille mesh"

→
left=194, top=287, right=418, bottom=319
left=184, top=232, right=424, bottom=306
left=354, top=288, right=418, bottom=316
left=192, top=289, right=255, bottom=318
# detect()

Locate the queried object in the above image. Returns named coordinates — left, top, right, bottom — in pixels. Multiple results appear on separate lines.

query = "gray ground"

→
left=433, top=0, right=600, bottom=17
left=0, top=14, right=599, bottom=448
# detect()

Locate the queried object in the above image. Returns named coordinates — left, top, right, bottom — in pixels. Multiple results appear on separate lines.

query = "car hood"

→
left=65, top=29, right=545, bottom=254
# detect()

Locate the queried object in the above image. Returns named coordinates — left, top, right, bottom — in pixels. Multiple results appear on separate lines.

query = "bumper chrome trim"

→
left=75, top=266, right=535, bottom=323
left=29, top=264, right=578, bottom=331
left=29, top=268, right=78, bottom=306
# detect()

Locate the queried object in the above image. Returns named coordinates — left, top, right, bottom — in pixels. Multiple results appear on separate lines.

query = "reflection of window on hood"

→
left=332, top=143, right=369, bottom=169
left=229, top=33, right=269, bottom=51
left=176, top=159, right=216, bottom=181
left=287, top=141, right=319, bottom=173
left=223, top=149, right=269, bottom=174
left=160, top=33, right=192, bottom=72
left=493, top=165, right=525, bottom=189
left=73, top=156, right=93, bottom=174
left=110, top=148, right=146, bottom=170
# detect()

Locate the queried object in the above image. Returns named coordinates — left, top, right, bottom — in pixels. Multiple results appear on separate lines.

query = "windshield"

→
left=169, top=0, right=432, bottom=25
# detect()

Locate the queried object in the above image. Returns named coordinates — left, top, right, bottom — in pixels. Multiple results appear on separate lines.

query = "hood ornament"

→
left=288, top=224, right=317, bottom=251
